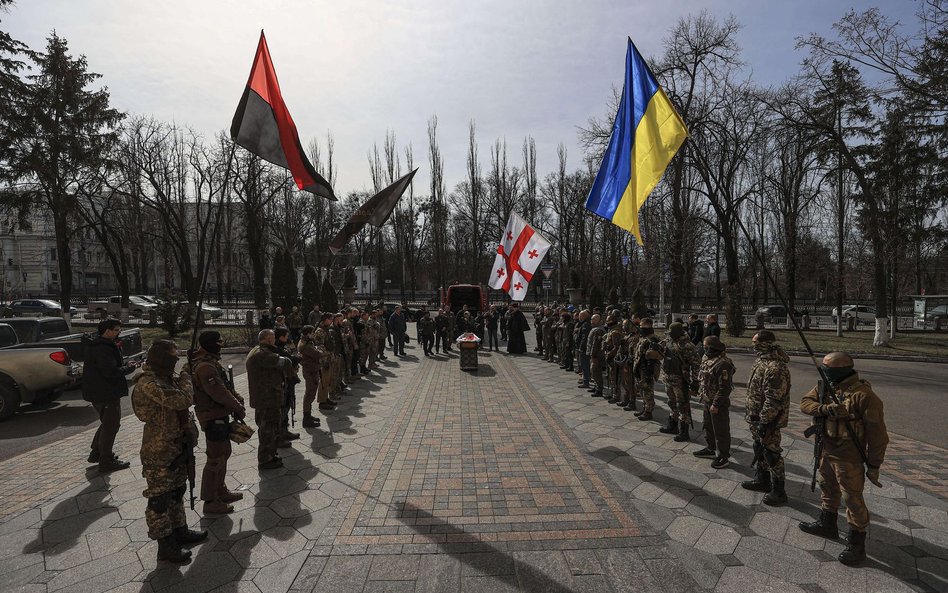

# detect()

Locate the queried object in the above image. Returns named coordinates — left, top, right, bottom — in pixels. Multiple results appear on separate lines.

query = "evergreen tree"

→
left=269, top=249, right=287, bottom=311
left=589, top=284, right=604, bottom=311
left=320, top=275, right=338, bottom=313
left=608, top=286, right=619, bottom=308
left=301, top=263, right=319, bottom=315
left=1, top=33, right=123, bottom=320
left=285, top=250, right=299, bottom=308
left=631, top=287, right=648, bottom=317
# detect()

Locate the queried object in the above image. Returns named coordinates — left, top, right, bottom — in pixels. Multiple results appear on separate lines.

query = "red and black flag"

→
left=329, top=169, right=417, bottom=255
left=231, top=31, right=335, bottom=200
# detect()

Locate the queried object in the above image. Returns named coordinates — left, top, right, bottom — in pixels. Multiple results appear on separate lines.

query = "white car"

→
left=831, top=305, right=876, bottom=325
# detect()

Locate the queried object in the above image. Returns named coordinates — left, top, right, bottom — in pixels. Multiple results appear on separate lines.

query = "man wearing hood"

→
left=190, top=331, right=246, bottom=515
left=739, top=331, right=791, bottom=506
left=798, top=352, right=889, bottom=567
left=691, top=336, right=736, bottom=470
left=132, top=340, right=207, bottom=563
left=82, top=319, right=140, bottom=472
left=657, top=322, right=700, bottom=442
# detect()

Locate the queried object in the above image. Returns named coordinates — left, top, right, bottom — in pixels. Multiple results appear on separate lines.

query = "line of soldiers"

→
left=534, top=305, right=889, bottom=566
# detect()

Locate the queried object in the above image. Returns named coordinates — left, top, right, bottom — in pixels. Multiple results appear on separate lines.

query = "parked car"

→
left=88, top=295, right=158, bottom=318
left=0, top=322, right=79, bottom=420
left=2, top=317, right=72, bottom=343
left=2, top=317, right=143, bottom=366
left=755, top=305, right=799, bottom=323
left=135, top=294, right=168, bottom=306
left=379, top=302, right=420, bottom=322
left=9, top=299, right=67, bottom=316
left=916, top=304, right=948, bottom=327
left=832, top=305, right=876, bottom=325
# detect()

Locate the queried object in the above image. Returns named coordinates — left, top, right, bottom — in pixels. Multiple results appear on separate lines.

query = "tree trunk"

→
left=52, top=208, right=73, bottom=324
left=871, top=233, right=889, bottom=346
left=722, top=226, right=744, bottom=337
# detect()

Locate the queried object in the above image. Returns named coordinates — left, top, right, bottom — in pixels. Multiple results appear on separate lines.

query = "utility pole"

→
left=836, top=95, right=845, bottom=338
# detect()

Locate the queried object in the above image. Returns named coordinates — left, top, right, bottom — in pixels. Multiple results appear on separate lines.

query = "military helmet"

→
left=229, top=418, right=255, bottom=444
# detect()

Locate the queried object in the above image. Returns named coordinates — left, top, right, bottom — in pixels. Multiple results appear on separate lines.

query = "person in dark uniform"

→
left=505, top=303, right=530, bottom=354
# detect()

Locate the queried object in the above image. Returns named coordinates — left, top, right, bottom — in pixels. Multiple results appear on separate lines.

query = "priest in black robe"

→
left=506, top=302, right=530, bottom=354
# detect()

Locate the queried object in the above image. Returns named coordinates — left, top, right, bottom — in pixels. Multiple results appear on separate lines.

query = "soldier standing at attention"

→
left=799, top=352, right=889, bottom=566
left=246, top=330, right=292, bottom=469
left=315, top=314, right=338, bottom=412
left=534, top=305, right=545, bottom=355
left=307, top=304, right=321, bottom=327
left=367, top=310, right=382, bottom=368
left=657, top=322, right=700, bottom=442
left=132, top=340, right=207, bottom=564
left=542, top=308, right=557, bottom=362
left=298, top=323, right=325, bottom=427
left=691, top=336, right=735, bottom=469
left=585, top=314, right=606, bottom=398
left=190, top=331, right=246, bottom=515
left=740, top=330, right=791, bottom=506
left=603, top=315, right=625, bottom=404
left=330, top=314, right=346, bottom=398
left=632, top=318, right=660, bottom=421
left=559, top=311, right=575, bottom=372
left=287, top=305, right=304, bottom=343
left=619, top=324, right=639, bottom=412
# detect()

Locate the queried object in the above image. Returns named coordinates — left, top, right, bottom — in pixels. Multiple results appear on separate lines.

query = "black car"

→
left=9, top=299, right=67, bottom=316
left=755, top=305, right=800, bottom=322
left=379, top=302, right=420, bottom=322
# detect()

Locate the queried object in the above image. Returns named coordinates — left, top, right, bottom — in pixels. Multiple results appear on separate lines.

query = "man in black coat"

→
left=388, top=306, right=408, bottom=356
left=688, top=314, right=705, bottom=345
left=703, top=314, right=721, bottom=339
left=506, top=303, right=530, bottom=354
left=82, top=319, right=140, bottom=472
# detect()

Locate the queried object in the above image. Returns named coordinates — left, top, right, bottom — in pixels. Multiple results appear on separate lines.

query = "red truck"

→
left=443, top=284, right=488, bottom=314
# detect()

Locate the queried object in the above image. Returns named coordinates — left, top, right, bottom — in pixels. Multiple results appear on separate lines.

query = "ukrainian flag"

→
left=585, top=38, right=688, bottom=245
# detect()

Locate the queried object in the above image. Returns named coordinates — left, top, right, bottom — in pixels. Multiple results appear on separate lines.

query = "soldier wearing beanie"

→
left=657, top=322, right=700, bottom=442
left=692, top=335, right=736, bottom=469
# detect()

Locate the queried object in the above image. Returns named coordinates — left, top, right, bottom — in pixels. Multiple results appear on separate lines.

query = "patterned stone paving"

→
left=0, top=332, right=947, bottom=593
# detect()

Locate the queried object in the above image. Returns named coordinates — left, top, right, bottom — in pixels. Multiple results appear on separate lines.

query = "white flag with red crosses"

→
left=488, top=211, right=552, bottom=301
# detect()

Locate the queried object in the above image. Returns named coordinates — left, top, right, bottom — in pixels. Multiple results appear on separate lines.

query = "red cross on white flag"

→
left=488, top=211, right=552, bottom=301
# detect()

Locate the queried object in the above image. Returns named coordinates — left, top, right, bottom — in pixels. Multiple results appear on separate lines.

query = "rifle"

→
left=803, top=380, right=827, bottom=491
left=226, top=364, right=236, bottom=393
left=169, top=440, right=197, bottom=510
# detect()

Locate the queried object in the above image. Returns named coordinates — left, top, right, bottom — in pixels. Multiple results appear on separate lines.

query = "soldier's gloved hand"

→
left=866, top=467, right=882, bottom=488
left=819, top=403, right=841, bottom=418
left=234, top=406, right=246, bottom=421
left=755, top=422, right=770, bottom=437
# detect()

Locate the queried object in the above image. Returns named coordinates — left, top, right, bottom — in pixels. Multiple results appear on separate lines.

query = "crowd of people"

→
left=79, top=298, right=890, bottom=567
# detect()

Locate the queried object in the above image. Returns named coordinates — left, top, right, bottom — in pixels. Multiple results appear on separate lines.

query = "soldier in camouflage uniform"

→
left=542, top=308, right=557, bottom=362
left=287, top=305, right=304, bottom=342
left=132, top=340, right=207, bottom=564
left=558, top=311, right=575, bottom=372
left=603, top=315, right=625, bottom=404
left=632, top=318, right=661, bottom=421
left=798, top=352, right=889, bottom=566
left=740, top=330, right=791, bottom=506
left=619, top=324, right=639, bottom=412
left=330, top=314, right=346, bottom=398
left=341, top=310, right=358, bottom=382
left=691, top=336, right=736, bottom=469
left=358, top=311, right=376, bottom=370
left=299, top=321, right=328, bottom=427
left=585, top=314, right=606, bottom=397
left=246, top=330, right=292, bottom=469
left=657, top=322, right=700, bottom=442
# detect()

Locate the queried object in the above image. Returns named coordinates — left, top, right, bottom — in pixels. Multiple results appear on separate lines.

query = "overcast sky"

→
left=4, top=0, right=913, bottom=198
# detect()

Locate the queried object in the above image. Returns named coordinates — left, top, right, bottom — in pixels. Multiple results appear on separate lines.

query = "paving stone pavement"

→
left=1, top=336, right=947, bottom=593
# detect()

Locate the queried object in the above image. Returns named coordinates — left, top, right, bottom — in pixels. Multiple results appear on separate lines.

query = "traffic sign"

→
left=541, top=269, right=553, bottom=279
left=542, top=279, right=552, bottom=290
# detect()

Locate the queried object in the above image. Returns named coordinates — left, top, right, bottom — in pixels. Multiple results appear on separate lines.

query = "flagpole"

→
left=189, top=142, right=237, bottom=356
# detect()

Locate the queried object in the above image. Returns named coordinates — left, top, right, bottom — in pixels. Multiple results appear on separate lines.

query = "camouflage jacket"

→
left=299, top=333, right=326, bottom=372
left=697, top=353, right=736, bottom=408
left=366, top=318, right=382, bottom=343
left=603, top=326, right=625, bottom=363
left=659, top=336, right=699, bottom=384
left=190, top=351, right=243, bottom=423
left=245, top=344, right=288, bottom=409
left=745, top=345, right=791, bottom=427
left=800, top=373, right=889, bottom=467
left=622, top=334, right=640, bottom=369
left=586, top=326, right=607, bottom=359
left=132, top=368, right=196, bottom=468
left=633, top=335, right=661, bottom=380
left=287, top=311, right=303, bottom=329
left=341, top=319, right=356, bottom=353
left=329, top=325, right=345, bottom=356
left=543, top=316, right=557, bottom=342
left=560, top=319, right=575, bottom=351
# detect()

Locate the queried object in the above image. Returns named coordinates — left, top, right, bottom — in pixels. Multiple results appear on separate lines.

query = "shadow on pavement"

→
left=401, top=503, right=582, bottom=593
left=23, top=469, right=117, bottom=555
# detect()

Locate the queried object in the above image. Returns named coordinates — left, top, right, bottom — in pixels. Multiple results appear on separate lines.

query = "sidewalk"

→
left=0, top=339, right=945, bottom=593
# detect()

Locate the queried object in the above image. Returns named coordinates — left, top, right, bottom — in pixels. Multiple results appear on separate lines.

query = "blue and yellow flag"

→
left=585, top=38, right=688, bottom=245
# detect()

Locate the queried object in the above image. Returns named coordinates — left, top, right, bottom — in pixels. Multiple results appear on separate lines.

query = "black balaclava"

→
left=198, top=330, right=223, bottom=355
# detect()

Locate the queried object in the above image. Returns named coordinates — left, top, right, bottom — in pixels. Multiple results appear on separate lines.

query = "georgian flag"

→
left=488, top=211, right=552, bottom=301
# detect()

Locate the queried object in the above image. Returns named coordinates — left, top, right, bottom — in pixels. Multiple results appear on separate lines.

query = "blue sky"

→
left=3, top=0, right=915, bottom=197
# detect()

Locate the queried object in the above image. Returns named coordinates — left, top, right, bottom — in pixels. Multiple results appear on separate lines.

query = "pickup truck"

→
left=88, top=295, right=158, bottom=318
left=0, top=323, right=80, bottom=420
left=1, top=316, right=143, bottom=366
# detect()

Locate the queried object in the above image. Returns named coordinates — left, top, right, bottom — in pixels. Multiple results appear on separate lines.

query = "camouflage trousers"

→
left=559, top=343, right=573, bottom=368
left=255, top=406, right=282, bottom=463
left=637, top=378, right=655, bottom=413
left=543, top=335, right=557, bottom=360
left=617, top=367, right=635, bottom=406
left=331, top=355, right=344, bottom=396
left=750, top=425, right=785, bottom=481
left=302, top=368, right=320, bottom=416
left=143, top=464, right=188, bottom=540
left=664, top=377, right=692, bottom=425
left=818, top=455, right=869, bottom=531
left=590, top=357, right=604, bottom=392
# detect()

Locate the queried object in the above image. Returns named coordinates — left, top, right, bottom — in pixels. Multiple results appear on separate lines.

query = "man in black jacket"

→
left=83, top=319, right=140, bottom=472
left=388, top=306, right=408, bottom=356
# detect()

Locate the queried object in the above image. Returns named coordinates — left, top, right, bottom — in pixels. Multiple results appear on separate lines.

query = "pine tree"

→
left=320, top=275, right=339, bottom=313
left=301, top=264, right=319, bottom=315
left=285, top=251, right=299, bottom=309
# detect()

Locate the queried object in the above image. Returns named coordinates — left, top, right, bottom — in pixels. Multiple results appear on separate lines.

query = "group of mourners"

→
left=530, top=303, right=890, bottom=567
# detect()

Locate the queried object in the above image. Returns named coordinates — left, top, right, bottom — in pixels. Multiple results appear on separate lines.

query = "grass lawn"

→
left=724, top=329, right=948, bottom=357
left=138, top=326, right=256, bottom=348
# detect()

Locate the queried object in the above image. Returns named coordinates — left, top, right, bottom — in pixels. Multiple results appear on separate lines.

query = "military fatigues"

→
left=800, top=374, right=889, bottom=532
left=559, top=317, right=575, bottom=370
left=341, top=318, right=356, bottom=381
left=287, top=310, right=303, bottom=342
left=617, top=332, right=638, bottom=408
left=697, top=353, right=736, bottom=459
left=746, top=345, right=791, bottom=480
left=659, top=337, right=699, bottom=425
left=298, top=333, right=325, bottom=416
left=586, top=325, right=607, bottom=394
left=329, top=324, right=345, bottom=397
left=603, top=325, right=625, bottom=401
left=246, top=344, right=289, bottom=464
left=363, top=318, right=381, bottom=367
left=132, top=368, right=197, bottom=540
left=542, top=315, right=557, bottom=361
left=633, top=334, right=660, bottom=414
left=191, top=351, right=244, bottom=504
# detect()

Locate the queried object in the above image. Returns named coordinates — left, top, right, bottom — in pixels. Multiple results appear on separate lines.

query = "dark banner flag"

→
left=329, top=169, right=417, bottom=255
left=231, top=31, right=336, bottom=200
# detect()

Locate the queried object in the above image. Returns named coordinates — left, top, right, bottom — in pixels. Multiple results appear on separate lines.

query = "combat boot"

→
left=203, top=500, right=234, bottom=515
left=799, top=509, right=839, bottom=539
left=838, top=529, right=867, bottom=565
left=282, top=429, right=301, bottom=441
left=636, top=412, right=653, bottom=421
left=741, top=468, right=772, bottom=492
left=173, top=526, right=208, bottom=546
left=220, top=489, right=244, bottom=503
left=302, top=414, right=320, bottom=428
left=673, top=424, right=690, bottom=442
left=658, top=418, right=679, bottom=435
left=763, top=478, right=788, bottom=506
left=157, top=535, right=192, bottom=564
